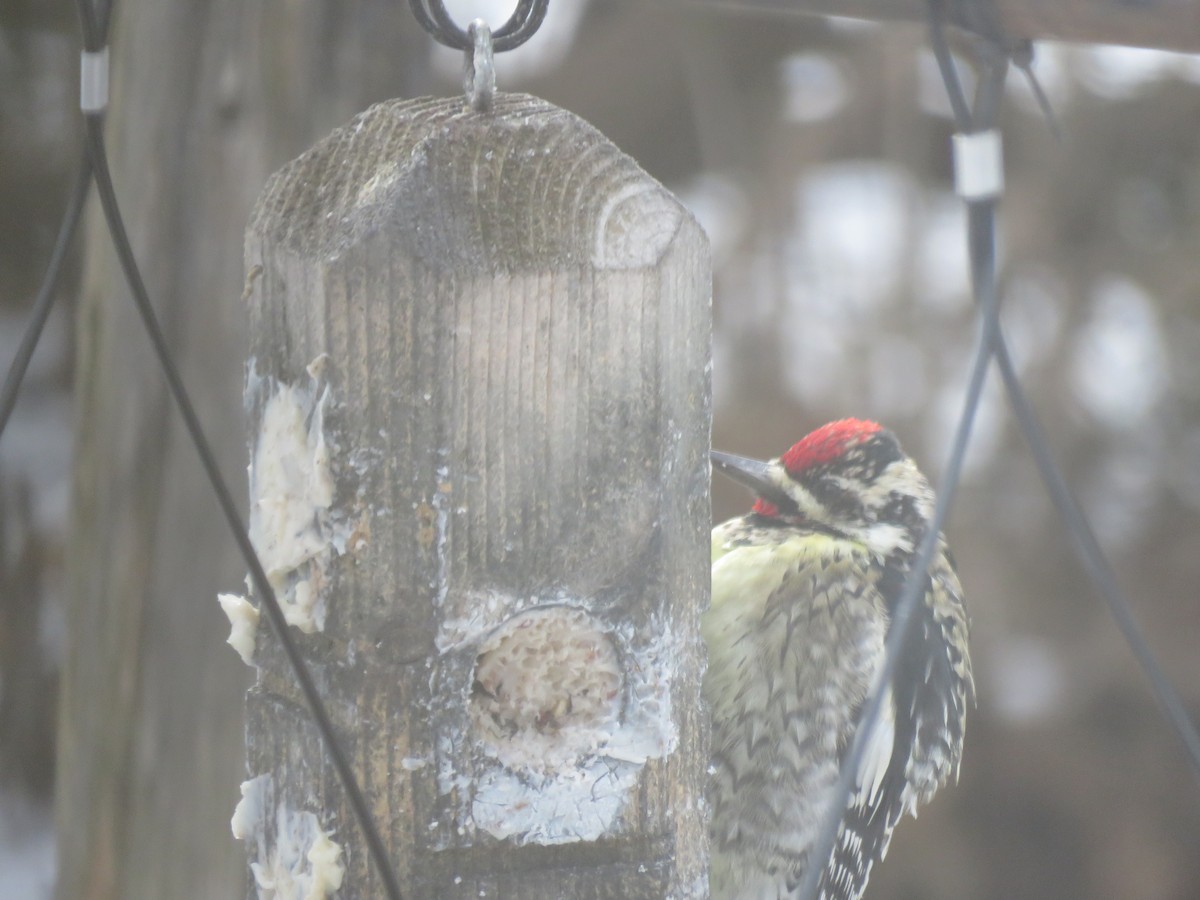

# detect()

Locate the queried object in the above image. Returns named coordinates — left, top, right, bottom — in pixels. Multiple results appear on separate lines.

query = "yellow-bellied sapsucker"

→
left=704, top=419, right=973, bottom=900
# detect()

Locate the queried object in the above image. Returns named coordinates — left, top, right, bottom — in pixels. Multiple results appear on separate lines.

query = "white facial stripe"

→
left=772, top=465, right=822, bottom=515
left=863, top=522, right=913, bottom=556
left=864, top=460, right=935, bottom=521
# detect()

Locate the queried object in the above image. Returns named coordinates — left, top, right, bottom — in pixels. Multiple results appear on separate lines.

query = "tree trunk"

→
left=57, top=3, right=426, bottom=897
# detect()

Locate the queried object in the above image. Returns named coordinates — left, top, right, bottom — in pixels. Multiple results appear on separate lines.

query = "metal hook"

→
left=465, top=19, right=495, bottom=113
left=407, top=0, right=549, bottom=53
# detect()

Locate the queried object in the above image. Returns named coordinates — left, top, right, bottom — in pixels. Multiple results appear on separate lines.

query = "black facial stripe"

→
left=880, top=492, right=924, bottom=531
left=749, top=511, right=845, bottom=539
left=856, top=433, right=905, bottom=480
left=806, top=475, right=866, bottom=521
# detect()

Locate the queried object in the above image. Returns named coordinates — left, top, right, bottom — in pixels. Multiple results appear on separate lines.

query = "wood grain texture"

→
left=683, top=0, right=1200, bottom=53
left=244, top=93, right=711, bottom=898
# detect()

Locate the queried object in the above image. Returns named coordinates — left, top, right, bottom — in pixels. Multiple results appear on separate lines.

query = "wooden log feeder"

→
left=229, top=91, right=711, bottom=898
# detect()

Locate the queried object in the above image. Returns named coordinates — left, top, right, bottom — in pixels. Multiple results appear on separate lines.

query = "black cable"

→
left=995, top=335, right=1200, bottom=778
left=928, top=0, right=972, bottom=125
left=927, top=0, right=1200, bottom=784
left=0, top=0, right=108, bottom=449
left=77, top=1, right=102, bottom=49
left=794, top=220, right=1001, bottom=900
left=0, top=152, right=91, bottom=443
left=78, top=108, right=405, bottom=900
left=0, top=0, right=112, bottom=447
left=73, top=2, right=403, bottom=896
left=794, top=34, right=1010, bottom=900
left=407, top=0, right=549, bottom=52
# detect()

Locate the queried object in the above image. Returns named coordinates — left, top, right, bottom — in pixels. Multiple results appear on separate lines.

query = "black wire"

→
left=928, top=0, right=972, bottom=125
left=0, top=152, right=91, bottom=443
left=1010, top=41, right=1063, bottom=141
left=795, top=15, right=1011, bottom=899
left=77, top=2, right=102, bottom=49
left=927, top=1, right=1200, bottom=785
left=0, top=0, right=110, bottom=444
left=493, top=0, right=549, bottom=48
left=794, top=98, right=1006, bottom=900
left=996, top=336, right=1200, bottom=777
left=407, top=0, right=549, bottom=52
left=78, top=109, right=406, bottom=900
left=72, top=2, right=403, bottom=896
left=794, top=229, right=1002, bottom=900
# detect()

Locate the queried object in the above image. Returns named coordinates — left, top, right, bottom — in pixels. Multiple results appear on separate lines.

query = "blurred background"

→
left=2, top=0, right=1199, bottom=897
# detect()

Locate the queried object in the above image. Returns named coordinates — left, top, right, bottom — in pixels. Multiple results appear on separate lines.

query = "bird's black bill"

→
left=711, top=449, right=792, bottom=510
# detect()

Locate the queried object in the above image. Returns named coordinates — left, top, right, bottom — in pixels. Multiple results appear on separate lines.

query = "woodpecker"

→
left=704, top=419, right=972, bottom=900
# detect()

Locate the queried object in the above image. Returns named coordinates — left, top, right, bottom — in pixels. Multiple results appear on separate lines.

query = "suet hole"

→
left=469, top=607, right=623, bottom=772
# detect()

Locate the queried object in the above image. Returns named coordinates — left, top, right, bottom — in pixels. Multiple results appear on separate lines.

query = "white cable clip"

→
left=81, top=48, right=110, bottom=114
left=952, top=129, right=1004, bottom=200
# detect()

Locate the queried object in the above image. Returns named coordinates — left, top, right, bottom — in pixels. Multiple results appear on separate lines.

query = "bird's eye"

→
left=806, top=474, right=866, bottom=521
left=880, top=492, right=921, bottom=527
